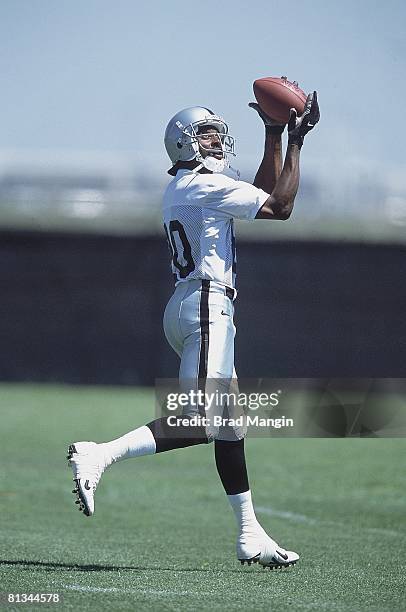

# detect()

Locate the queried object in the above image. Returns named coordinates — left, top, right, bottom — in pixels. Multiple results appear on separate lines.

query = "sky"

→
left=0, top=0, right=405, bottom=190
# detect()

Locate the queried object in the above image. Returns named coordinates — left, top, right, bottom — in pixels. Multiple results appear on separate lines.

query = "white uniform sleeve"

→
left=204, top=179, right=269, bottom=220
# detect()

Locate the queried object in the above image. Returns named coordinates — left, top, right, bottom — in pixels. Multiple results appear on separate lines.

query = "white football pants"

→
left=163, top=279, right=245, bottom=441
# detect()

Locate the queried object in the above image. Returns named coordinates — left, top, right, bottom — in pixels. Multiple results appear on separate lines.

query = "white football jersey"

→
left=162, top=169, right=269, bottom=288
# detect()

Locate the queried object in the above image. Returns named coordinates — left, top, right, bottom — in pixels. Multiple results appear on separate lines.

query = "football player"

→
left=68, top=92, right=319, bottom=569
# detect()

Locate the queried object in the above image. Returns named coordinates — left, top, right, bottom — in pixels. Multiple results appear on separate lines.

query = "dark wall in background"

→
left=1, top=230, right=405, bottom=385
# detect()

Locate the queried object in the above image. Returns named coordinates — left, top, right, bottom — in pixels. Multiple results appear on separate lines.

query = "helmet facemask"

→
left=180, top=118, right=235, bottom=173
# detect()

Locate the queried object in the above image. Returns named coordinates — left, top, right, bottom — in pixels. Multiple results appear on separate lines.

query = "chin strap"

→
left=191, top=158, right=240, bottom=179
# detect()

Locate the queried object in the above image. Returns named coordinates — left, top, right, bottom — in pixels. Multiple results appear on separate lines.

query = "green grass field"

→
left=0, top=384, right=405, bottom=611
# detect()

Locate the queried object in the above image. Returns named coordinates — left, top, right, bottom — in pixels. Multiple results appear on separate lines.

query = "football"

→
left=253, top=76, right=307, bottom=124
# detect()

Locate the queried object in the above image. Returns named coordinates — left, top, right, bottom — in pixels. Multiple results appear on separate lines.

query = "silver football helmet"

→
left=164, top=106, right=235, bottom=174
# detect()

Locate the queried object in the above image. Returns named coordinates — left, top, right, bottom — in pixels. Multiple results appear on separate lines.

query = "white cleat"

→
left=237, top=528, right=299, bottom=570
left=67, top=442, right=109, bottom=517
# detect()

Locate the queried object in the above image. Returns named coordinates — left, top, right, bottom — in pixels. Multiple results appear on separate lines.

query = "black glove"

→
left=288, top=91, right=320, bottom=148
left=248, top=102, right=286, bottom=135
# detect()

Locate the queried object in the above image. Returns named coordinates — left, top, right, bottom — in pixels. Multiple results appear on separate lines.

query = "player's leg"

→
left=183, top=285, right=261, bottom=557
left=145, top=280, right=210, bottom=451
left=98, top=281, right=238, bottom=461
left=194, top=290, right=265, bottom=561
left=214, top=434, right=299, bottom=568
left=196, top=289, right=299, bottom=569
left=100, top=281, right=209, bottom=456
left=67, top=283, right=208, bottom=516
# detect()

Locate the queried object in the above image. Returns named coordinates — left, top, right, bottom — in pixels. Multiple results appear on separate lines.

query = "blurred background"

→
left=1, top=0, right=405, bottom=385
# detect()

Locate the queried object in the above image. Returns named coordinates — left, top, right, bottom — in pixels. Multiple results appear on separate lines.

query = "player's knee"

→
left=206, top=428, right=247, bottom=442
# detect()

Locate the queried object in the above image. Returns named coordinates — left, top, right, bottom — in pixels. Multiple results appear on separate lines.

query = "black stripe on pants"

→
left=198, top=279, right=210, bottom=418
left=147, top=280, right=211, bottom=452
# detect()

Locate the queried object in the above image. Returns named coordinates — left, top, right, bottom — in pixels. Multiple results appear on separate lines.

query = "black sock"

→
left=146, top=416, right=209, bottom=453
left=214, top=438, right=249, bottom=495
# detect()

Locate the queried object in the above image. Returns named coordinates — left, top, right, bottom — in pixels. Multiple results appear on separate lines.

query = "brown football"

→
left=253, top=76, right=307, bottom=124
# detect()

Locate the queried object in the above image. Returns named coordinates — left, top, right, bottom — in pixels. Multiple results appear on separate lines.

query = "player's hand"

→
left=248, top=102, right=286, bottom=134
left=288, top=91, right=320, bottom=148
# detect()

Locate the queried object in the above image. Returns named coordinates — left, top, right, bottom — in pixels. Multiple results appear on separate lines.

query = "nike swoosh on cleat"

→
left=221, top=310, right=229, bottom=316
left=84, top=480, right=91, bottom=491
left=276, top=550, right=289, bottom=561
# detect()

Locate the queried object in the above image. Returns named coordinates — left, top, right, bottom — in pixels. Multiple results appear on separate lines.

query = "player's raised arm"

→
left=256, top=91, right=320, bottom=220
left=249, top=102, right=285, bottom=195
